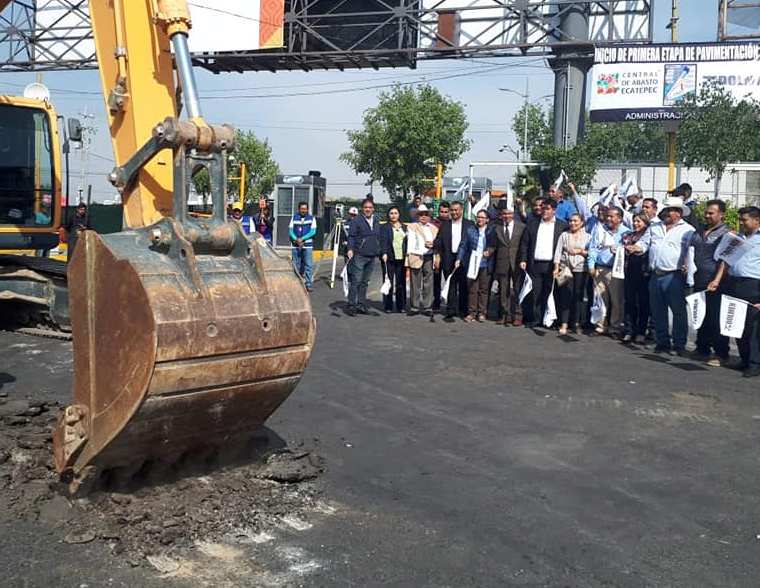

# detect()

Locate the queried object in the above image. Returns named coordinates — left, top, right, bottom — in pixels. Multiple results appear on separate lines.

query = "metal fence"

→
left=589, top=163, right=760, bottom=207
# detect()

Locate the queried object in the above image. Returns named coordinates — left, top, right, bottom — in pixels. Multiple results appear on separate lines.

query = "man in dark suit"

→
left=434, top=200, right=473, bottom=321
left=519, top=198, right=568, bottom=327
left=490, top=206, right=526, bottom=326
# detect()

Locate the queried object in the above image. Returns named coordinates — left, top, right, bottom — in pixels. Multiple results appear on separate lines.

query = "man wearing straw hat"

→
left=634, top=194, right=695, bottom=356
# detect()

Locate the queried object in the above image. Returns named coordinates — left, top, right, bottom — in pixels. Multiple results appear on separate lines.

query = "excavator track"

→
left=0, top=254, right=71, bottom=336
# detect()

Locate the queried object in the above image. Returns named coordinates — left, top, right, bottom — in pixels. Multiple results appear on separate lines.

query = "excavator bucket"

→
left=52, top=119, right=315, bottom=491
left=53, top=223, right=314, bottom=490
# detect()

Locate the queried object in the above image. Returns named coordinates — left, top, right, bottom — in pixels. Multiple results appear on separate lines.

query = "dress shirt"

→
left=690, top=222, right=730, bottom=285
left=640, top=219, right=695, bottom=272
left=534, top=219, right=556, bottom=261
left=365, top=214, right=374, bottom=230
left=587, top=223, right=629, bottom=269
left=727, top=230, right=760, bottom=279
left=451, top=219, right=463, bottom=253
left=505, top=220, right=514, bottom=239
left=420, top=223, right=434, bottom=255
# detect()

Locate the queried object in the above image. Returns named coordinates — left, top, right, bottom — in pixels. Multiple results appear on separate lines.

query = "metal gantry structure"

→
left=0, top=1, right=653, bottom=148
left=718, top=0, right=760, bottom=40
left=1, top=0, right=651, bottom=72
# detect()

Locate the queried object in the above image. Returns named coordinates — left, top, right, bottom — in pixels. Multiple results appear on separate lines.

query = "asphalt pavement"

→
left=2, top=264, right=760, bottom=587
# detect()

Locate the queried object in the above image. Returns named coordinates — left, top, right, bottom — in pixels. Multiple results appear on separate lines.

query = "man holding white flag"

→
left=635, top=195, right=695, bottom=355
left=689, top=200, right=731, bottom=366
left=708, top=206, right=760, bottom=378
left=587, top=206, right=629, bottom=337
left=519, top=198, right=567, bottom=327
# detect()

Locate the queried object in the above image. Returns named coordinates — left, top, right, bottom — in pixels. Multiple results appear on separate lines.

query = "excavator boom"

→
left=50, top=0, right=314, bottom=491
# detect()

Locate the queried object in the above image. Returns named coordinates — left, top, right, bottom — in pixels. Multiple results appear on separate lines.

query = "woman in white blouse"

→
left=553, top=213, right=591, bottom=335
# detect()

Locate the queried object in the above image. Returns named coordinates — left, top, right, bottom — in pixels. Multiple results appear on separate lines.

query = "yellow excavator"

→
left=0, top=0, right=315, bottom=492
left=0, top=95, right=71, bottom=332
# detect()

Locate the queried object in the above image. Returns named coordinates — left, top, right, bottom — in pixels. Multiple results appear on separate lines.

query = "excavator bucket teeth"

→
left=53, top=225, right=314, bottom=487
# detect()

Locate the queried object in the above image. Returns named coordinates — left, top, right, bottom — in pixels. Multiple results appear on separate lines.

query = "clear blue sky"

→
left=0, top=0, right=719, bottom=202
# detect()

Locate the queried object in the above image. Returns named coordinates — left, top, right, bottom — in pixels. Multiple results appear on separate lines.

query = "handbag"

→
left=556, top=264, right=573, bottom=286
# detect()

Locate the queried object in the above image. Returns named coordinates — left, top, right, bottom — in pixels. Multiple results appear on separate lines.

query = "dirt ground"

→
left=3, top=267, right=760, bottom=587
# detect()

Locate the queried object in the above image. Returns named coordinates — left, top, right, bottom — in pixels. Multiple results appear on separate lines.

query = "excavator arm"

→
left=51, top=0, right=315, bottom=492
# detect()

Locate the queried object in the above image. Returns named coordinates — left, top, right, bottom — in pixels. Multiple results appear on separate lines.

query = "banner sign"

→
left=589, top=42, right=760, bottom=122
left=188, top=1, right=285, bottom=53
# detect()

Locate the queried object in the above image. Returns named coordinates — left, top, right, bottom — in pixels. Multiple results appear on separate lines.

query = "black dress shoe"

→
left=357, top=305, right=370, bottom=315
left=743, top=366, right=760, bottom=378
left=345, top=306, right=356, bottom=317
left=653, top=345, right=671, bottom=354
left=443, top=315, right=455, bottom=323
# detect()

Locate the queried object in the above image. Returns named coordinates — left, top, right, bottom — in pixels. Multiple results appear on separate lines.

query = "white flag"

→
left=471, top=191, right=490, bottom=217
left=685, top=291, right=707, bottom=331
left=543, top=285, right=557, bottom=327
left=714, top=233, right=750, bottom=267
left=467, top=252, right=482, bottom=280
left=620, top=175, right=638, bottom=198
left=506, top=181, right=514, bottom=210
left=518, top=273, right=533, bottom=305
left=599, top=183, right=618, bottom=207
left=590, top=287, right=607, bottom=325
left=491, top=279, right=499, bottom=294
left=341, top=264, right=349, bottom=298
left=611, top=245, right=626, bottom=280
left=440, top=272, right=453, bottom=303
left=553, top=170, right=567, bottom=190
left=380, top=276, right=392, bottom=295
left=720, top=294, right=749, bottom=338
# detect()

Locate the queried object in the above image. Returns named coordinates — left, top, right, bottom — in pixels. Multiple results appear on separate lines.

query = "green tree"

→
left=341, top=84, right=470, bottom=203
left=192, top=130, right=279, bottom=210
left=677, top=84, right=760, bottom=196
left=585, top=120, right=667, bottom=163
left=532, top=142, right=599, bottom=189
left=511, top=103, right=553, bottom=157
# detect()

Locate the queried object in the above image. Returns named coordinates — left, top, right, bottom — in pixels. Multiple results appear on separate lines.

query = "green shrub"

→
left=690, top=199, right=739, bottom=231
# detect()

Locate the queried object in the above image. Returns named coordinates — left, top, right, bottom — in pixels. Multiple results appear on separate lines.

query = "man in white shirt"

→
left=519, top=199, right=568, bottom=327
left=636, top=196, right=695, bottom=355
left=434, top=201, right=473, bottom=320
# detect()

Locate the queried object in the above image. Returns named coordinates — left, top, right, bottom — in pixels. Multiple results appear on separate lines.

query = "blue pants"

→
left=348, top=254, right=375, bottom=308
left=292, top=246, right=313, bottom=289
left=649, top=271, right=688, bottom=350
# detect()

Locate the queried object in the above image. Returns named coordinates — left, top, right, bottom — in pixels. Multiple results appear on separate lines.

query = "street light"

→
left=499, top=81, right=552, bottom=161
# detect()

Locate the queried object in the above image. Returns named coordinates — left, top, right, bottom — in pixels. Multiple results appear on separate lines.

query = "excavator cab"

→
left=50, top=1, right=315, bottom=491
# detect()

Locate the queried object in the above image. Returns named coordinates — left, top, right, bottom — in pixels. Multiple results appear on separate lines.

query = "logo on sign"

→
left=596, top=73, right=619, bottom=94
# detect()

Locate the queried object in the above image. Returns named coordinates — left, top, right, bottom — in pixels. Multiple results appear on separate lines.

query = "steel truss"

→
left=0, top=0, right=651, bottom=73
left=719, top=0, right=760, bottom=40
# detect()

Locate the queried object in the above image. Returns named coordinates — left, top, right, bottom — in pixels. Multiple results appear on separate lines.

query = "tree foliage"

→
left=511, top=103, right=553, bottom=157
left=677, top=83, right=760, bottom=193
left=192, top=130, right=279, bottom=210
left=532, top=142, right=600, bottom=189
left=585, top=120, right=667, bottom=163
left=341, top=85, right=470, bottom=203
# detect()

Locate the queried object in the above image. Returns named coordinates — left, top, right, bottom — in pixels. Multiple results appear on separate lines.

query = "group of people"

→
left=339, top=184, right=760, bottom=379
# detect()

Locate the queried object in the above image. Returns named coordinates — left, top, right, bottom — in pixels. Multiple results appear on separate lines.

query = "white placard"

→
left=714, top=233, right=751, bottom=267
left=720, top=294, right=749, bottom=338
left=467, top=252, right=482, bottom=280
left=612, top=245, right=626, bottom=279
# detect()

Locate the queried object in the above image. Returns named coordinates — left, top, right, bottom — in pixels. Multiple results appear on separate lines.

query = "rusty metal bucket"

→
left=53, top=221, right=314, bottom=489
left=52, top=120, right=314, bottom=491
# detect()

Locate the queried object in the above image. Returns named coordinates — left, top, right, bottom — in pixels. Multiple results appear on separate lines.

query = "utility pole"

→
left=666, top=0, right=679, bottom=191
left=522, top=77, right=529, bottom=161
left=75, top=108, right=96, bottom=205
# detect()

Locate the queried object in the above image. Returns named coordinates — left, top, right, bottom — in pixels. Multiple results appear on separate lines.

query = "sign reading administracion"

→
left=589, top=42, right=760, bottom=123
